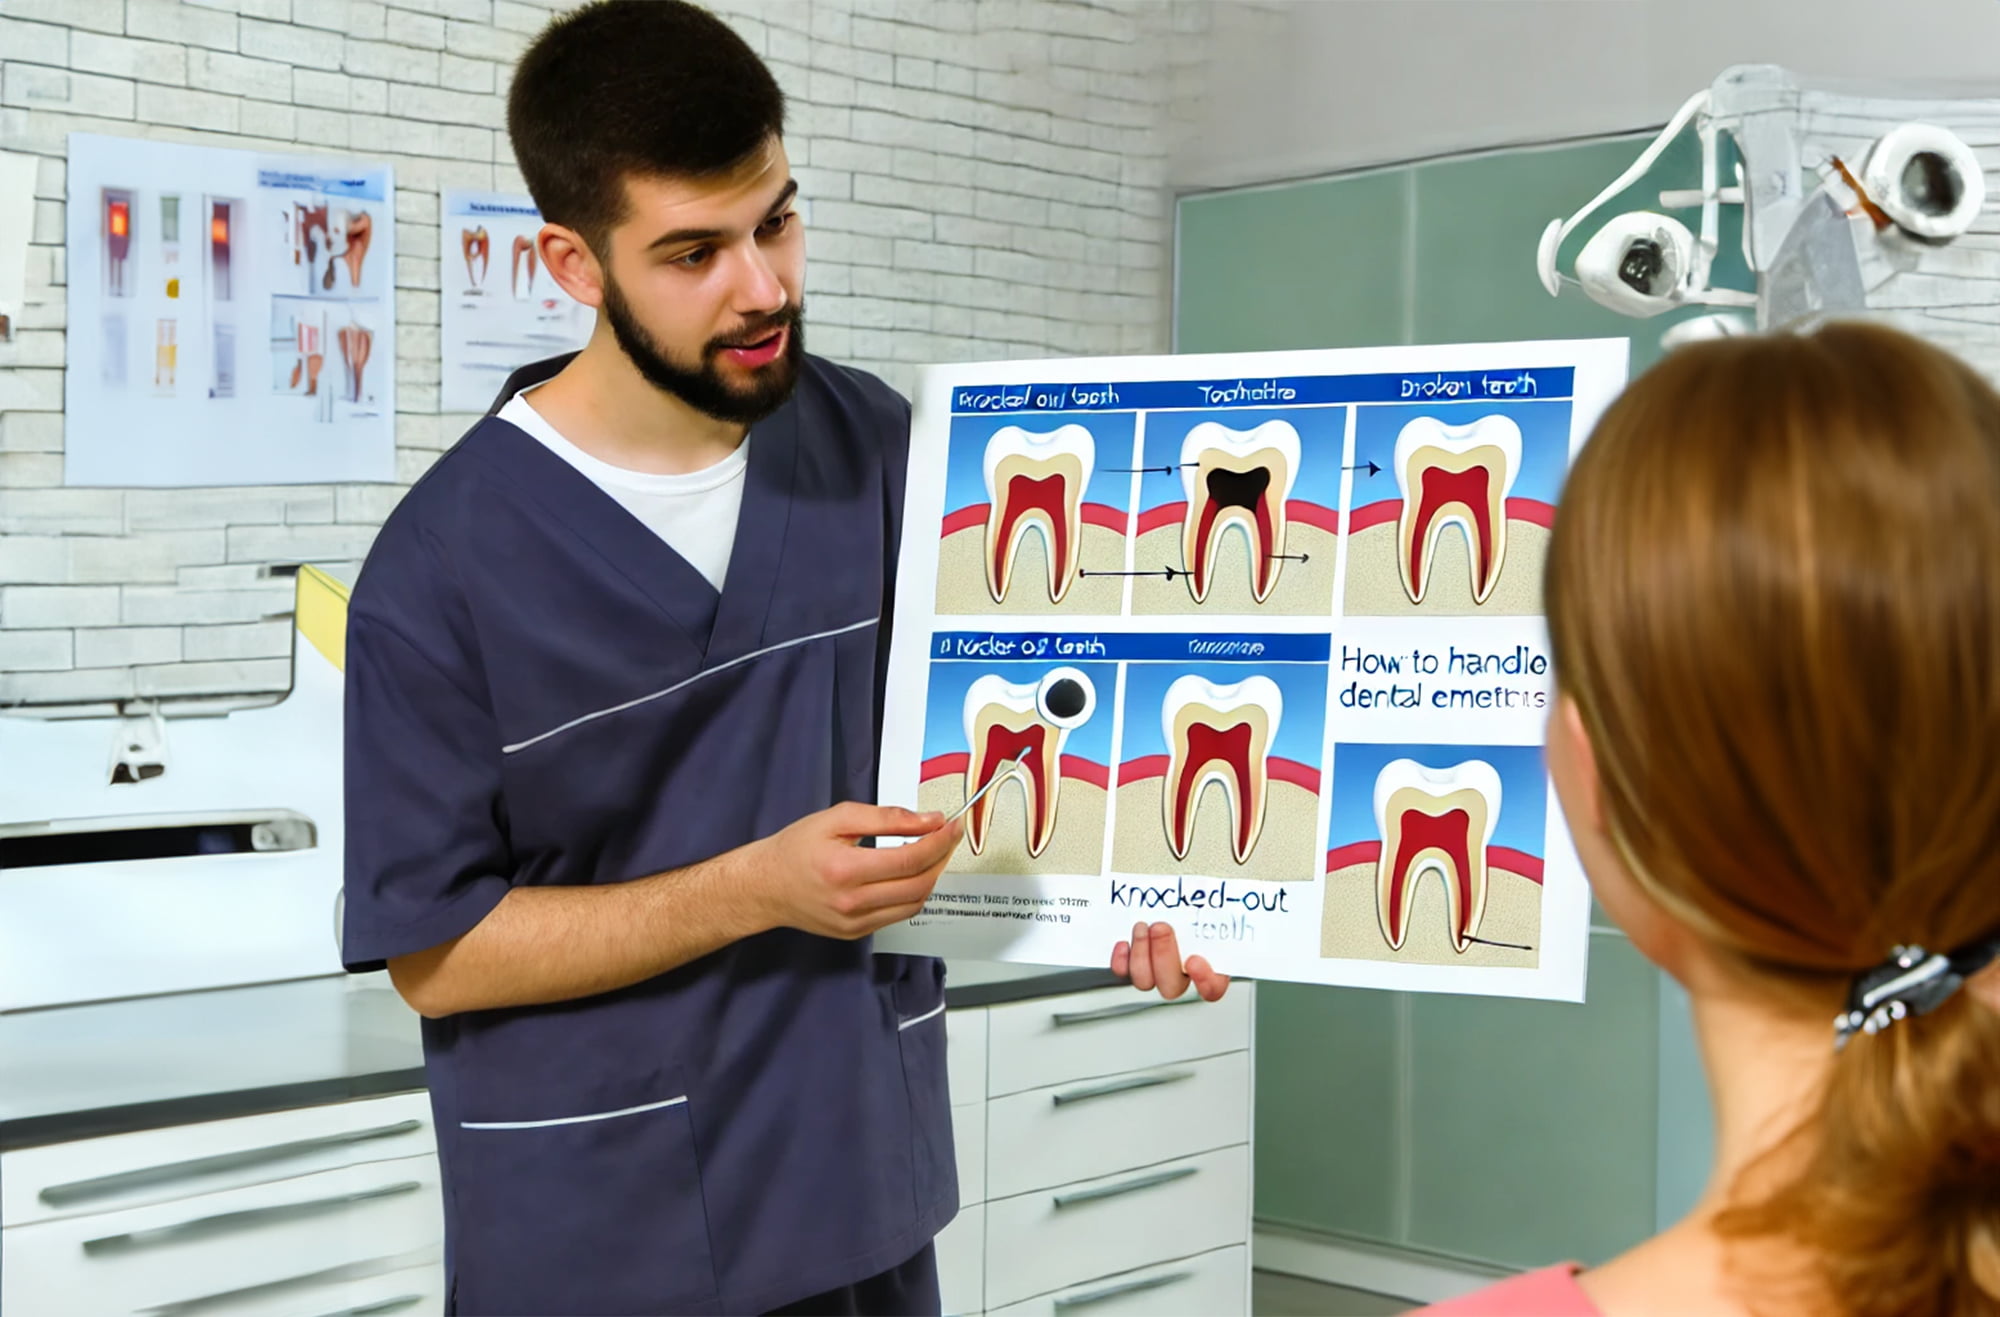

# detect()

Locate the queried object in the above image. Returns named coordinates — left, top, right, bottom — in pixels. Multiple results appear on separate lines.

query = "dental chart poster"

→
left=439, top=190, right=592, bottom=412
left=875, top=339, right=1629, bottom=1002
left=63, top=133, right=395, bottom=487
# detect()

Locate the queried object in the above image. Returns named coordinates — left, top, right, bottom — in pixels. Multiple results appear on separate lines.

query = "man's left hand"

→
left=1111, top=921, right=1229, bottom=1001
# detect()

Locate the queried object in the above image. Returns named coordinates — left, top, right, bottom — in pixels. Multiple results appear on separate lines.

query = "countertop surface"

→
left=0, top=959, right=1124, bottom=1152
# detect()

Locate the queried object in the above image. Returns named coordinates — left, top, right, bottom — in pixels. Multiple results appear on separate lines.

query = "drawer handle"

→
left=140, top=1250, right=438, bottom=1316
left=316, top=1297, right=423, bottom=1317
left=42, top=1119, right=426, bottom=1208
left=84, top=1181, right=423, bottom=1257
left=1052, top=1164, right=1198, bottom=1210
left=1050, top=996, right=1199, bottom=1027
left=1051, top=1269, right=1195, bottom=1311
left=1051, top=1069, right=1194, bottom=1107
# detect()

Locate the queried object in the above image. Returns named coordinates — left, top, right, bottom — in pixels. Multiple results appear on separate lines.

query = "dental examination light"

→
left=1536, top=89, right=1756, bottom=318
left=1536, top=66, right=2000, bottom=380
left=1856, top=123, right=1985, bottom=244
left=1573, top=212, right=1699, bottom=318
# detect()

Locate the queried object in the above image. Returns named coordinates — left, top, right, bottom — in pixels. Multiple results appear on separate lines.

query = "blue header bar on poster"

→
left=459, top=199, right=541, bottom=218
left=931, top=632, right=1331, bottom=663
left=949, top=368, right=1570, bottom=415
left=257, top=168, right=386, bottom=202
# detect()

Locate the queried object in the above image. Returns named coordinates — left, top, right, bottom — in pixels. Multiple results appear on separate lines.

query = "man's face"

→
left=595, top=137, right=806, bottom=425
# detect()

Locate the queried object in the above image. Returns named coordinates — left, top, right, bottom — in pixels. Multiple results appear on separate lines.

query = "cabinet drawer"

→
left=2, top=1092, right=434, bottom=1226
left=987, top=1245, right=1248, bottom=1317
left=987, top=1050, right=1248, bottom=1200
left=326, top=1260, right=447, bottom=1317
left=953, top=1099, right=985, bottom=1207
left=982, top=1145, right=1249, bottom=1310
left=1, top=1152, right=443, bottom=1317
left=987, top=984, right=1249, bottom=1097
left=934, top=1204, right=984, bottom=1317
left=946, top=1005, right=987, bottom=1106
left=92, top=1252, right=444, bottom=1317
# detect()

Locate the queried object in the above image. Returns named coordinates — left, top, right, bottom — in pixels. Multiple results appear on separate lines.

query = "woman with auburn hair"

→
left=1419, top=320, right=2000, bottom=1317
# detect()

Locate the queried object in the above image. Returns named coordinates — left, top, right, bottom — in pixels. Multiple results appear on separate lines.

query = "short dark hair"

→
left=507, top=0, right=786, bottom=251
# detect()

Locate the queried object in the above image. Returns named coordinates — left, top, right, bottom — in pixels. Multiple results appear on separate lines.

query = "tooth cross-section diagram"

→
left=1393, top=416, right=1522, bottom=606
left=1161, top=674, right=1282, bottom=865
left=1180, top=421, right=1301, bottom=604
left=1372, top=758, right=1502, bottom=953
left=983, top=424, right=1096, bottom=606
left=961, top=667, right=1097, bottom=857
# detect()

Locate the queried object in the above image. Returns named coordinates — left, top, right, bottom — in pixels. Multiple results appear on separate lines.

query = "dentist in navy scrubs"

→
left=339, top=3, right=1228, bottom=1314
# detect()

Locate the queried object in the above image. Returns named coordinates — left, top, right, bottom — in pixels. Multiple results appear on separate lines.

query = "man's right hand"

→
left=750, top=802, right=963, bottom=940
left=385, top=803, right=963, bottom=1018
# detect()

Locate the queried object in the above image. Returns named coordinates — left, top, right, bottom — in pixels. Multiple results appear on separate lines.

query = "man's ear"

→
left=538, top=223, right=604, bottom=308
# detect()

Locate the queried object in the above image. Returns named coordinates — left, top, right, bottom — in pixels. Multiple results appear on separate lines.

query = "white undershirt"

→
left=498, top=386, right=748, bottom=593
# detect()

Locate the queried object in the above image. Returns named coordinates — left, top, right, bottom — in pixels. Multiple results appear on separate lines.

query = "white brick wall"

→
left=0, top=0, right=1200, bottom=710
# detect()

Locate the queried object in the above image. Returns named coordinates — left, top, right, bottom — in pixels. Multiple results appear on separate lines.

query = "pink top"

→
left=1412, top=1264, right=1601, bottom=1316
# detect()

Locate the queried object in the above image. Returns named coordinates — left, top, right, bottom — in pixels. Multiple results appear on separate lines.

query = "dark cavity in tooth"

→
left=1205, top=466, right=1271, bottom=510
left=1043, top=678, right=1086, bottom=720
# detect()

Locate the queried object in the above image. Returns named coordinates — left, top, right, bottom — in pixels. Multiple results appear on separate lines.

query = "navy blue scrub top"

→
left=340, top=352, right=956, bottom=1316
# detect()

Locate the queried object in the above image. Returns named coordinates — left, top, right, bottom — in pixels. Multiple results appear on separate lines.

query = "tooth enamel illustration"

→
left=960, top=668, right=1096, bottom=857
left=1180, top=421, right=1301, bottom=604
left=1372, top=758, right=1502, bottom=953
left=1393, top=416, right=1522, bottom=605
left=1161, top=674, right=1282, bottom=864
left=982, top=425, right=1095, bottom=606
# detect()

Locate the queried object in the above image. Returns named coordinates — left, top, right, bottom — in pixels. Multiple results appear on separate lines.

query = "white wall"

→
left=0, top=0, right=1198, bottom=712
left=1173, top=0, right=2000, bottom=191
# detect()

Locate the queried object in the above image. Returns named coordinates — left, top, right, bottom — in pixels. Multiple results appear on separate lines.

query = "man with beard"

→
left=339, top=3, right=1226, bottom=1315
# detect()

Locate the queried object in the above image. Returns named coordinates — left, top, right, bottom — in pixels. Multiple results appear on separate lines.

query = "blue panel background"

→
left=942, top=413, right=1137, bottom=516
left=1324, top=741, right=1547, bottom=858
left=1137, top=406, right=1348, bottom=515
left=1350, top=400, right=1573, bottom=509
left=1119, top=662, right=1327, bottom=769
left=922, top=660, right=1118, bottom=765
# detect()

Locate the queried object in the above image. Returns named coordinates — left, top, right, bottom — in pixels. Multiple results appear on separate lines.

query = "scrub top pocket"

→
left=890, top=961, right=958, bottom=1221
left=450, top=1065, right=718, bottom=1316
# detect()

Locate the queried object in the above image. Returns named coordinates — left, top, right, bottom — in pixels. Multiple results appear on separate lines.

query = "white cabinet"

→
left=986, top=1245, right=1250, bottom=1317
left=3, top=1093, right=436, bottom=1226
left=937, top=1205, right=987, bottom=1317
left=939, top=980, right=1256, bottom=1316
left=3, top=981, right=1248, bottom=1317
left=1, top=1093, right=443, bottom=1317
left=984, top=1050, right=1250, bottom=1200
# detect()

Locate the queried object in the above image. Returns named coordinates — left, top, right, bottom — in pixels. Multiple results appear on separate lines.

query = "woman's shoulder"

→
left=1408, top=1264, right=1601, bottom=1317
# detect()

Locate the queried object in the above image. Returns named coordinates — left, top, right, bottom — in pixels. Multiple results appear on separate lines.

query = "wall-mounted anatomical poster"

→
left=63, top=133, right=396, bottom=487
left=876, top=338, right=1628, bottom=1002
left=440, top=190, right=593, bottom=413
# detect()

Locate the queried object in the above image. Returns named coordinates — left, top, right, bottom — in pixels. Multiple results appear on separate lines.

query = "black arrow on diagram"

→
left=1465, top=935, right=1535, bottom=952
left=1078, top=566, right=1183, bottom=580
left=1100, top=463, right=1201, bottom=474
left=1344, top=461, right=1382, bottom=476
left=1264, top=552, right=1310, bottom=563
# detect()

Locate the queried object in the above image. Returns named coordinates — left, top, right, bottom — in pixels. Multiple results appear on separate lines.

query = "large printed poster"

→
left=876, top=339, right=1629, bottom=1001
left=64, top=133, right=396, bottom=487
left=439, top=191, right=593, bottom=412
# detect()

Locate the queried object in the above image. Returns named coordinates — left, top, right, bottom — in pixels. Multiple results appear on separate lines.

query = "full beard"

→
left=600, top=276, right=805, bottom=426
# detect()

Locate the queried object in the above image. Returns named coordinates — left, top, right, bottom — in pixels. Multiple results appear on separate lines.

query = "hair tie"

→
left=1834, top=937, right=2000, bottom=1050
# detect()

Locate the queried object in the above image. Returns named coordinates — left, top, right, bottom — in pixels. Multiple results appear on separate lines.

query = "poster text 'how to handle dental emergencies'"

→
left=876, top=339, right=1629, bottom=1002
